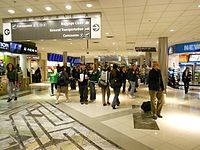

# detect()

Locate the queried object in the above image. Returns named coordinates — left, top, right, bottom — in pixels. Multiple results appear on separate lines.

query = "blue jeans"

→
left=7, top=81, right=17, bottom=98
left=130, top=81, right=136, bottom=96
left=89, top=81, right=96, bottom=100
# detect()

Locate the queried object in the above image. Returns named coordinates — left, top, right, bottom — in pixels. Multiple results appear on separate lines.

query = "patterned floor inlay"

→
left=132, top=105, right=159, bottom=130
left=0, top=102, right=123, bottom=150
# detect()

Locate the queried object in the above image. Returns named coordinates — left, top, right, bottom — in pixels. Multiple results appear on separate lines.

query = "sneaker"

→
left=50, top=94, right=54, bottom=96
left=103, top=103, right=107, bottom=106
left=81, top=102, right=84, bottom=105
left=107, top=102, right=110, bottom=105
left=157, top=114, right=163, bottom=118
left=7, top=98, right=12, bottom=102
left=85, top=101, right=88, bottom=105
left=14, top=97, right=17, bottom=101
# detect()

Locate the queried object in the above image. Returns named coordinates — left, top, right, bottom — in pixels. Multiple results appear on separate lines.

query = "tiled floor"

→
left=0, top=83, right=200, bottom=150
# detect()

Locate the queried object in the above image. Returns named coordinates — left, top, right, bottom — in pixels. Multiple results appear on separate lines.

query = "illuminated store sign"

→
left=0, top=42, right=9, bottom=51
left=170, top=41, right=200, bottom=54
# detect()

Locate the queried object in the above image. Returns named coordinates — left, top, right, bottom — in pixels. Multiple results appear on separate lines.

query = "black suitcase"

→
left=70, top=79, right=76, bottom=90
left=141, top=101, right=151, bottom=112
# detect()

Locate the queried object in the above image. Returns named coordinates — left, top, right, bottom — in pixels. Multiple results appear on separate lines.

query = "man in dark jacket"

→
left=148, top=61, right=164, bottom=119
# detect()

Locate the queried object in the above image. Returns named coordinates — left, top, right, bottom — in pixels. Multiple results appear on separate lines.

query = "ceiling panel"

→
left=166, top=3, right=191, bottom=11
left=99, top=0, right=122, bottom=8
left=123, top=0, right=146, bottom=7
left=147, top=0, right=171, bottom=5
left=124, top=6, right=145, bottom=14
left=145, top=4, right=168, bottom=13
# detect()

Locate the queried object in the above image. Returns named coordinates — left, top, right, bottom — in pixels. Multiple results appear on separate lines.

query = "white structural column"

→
left=139, top=55, right=145, bottom=68
left=19, top=55, right=27, bottom=78
left=145, top=52, right=152, bottom=67
left=158, top=37, right=168, bottom=90
left=63, top=52, right=67, bottom=64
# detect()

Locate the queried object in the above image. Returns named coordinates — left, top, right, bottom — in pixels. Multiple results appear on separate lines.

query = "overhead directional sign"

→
left=3, top=14, right=101, bottom=41
left=135, top=47, right=156, bottom=52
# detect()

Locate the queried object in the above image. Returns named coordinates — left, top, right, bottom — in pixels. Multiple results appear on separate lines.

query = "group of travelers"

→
left=50, top=62, right=151, bottom=109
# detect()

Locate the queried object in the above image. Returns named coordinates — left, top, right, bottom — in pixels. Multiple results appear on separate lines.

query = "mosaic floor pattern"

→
left=0, top=101, right=123, bottom=150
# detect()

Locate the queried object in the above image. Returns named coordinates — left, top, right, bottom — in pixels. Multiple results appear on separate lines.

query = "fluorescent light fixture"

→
left=105, top=33, right=109, bottom=35
left=65, top=5, right=72, bottom=10
left=8, top=9, right=15, bottom=14
left=170, top=29, right=175, bottom=32
left=45, top=6, right=52, bottom=11
left=26, top=8, right=32, bottom=12
left=86, top=3, right=93, bottom=8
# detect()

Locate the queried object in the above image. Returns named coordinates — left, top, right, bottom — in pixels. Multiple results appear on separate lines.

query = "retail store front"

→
left=168, top=41, right=200, bottom=87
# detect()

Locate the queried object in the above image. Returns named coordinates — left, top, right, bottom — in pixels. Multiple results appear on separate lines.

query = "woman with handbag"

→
left=110, top=64, right=122, bottom=109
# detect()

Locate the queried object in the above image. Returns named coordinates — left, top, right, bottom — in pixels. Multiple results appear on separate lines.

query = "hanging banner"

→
left=3, top=14, right=101, bottom=41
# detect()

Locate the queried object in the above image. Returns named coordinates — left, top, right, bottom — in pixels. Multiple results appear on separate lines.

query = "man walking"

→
left=148, top=61, right=165, bottom=119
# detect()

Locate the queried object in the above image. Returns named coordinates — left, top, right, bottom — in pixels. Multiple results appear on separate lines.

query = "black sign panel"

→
left=22, top=45, right=37, bottom=55
left=135, top=47, right=156, bottom=52
left=11, top=18, right=91, bottom=40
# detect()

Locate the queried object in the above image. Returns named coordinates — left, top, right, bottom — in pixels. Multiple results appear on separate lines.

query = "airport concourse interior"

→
left=1, top=0, right=200, bottom=150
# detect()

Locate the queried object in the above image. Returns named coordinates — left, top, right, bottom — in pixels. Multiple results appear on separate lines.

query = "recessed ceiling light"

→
left=86, top=3, right=93, bottom=8
left=70, top=42, right=72, bottom=44
left=113, top=42, right=115, bottom=45
left=198, top=4, right=200, bottom=8
left=105, top=33, right=109, bottom=35
left=45, top=6, right=52, bottom=11
left=156, top=41, right=159, bottom=44
left=170, top=29, right=175, bottom=32
left=8, top=9, right=15, bottom=14
left=65, top=5, right=72, bottom=10
left=26, top=8, right=32, bottom=13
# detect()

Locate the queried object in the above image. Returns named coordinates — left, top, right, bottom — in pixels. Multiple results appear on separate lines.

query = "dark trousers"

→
left=89, top=82, right=96, bottom=101
left=122, top=80, right=126, bottom=93
left=79, top=85, right=88, bottom=103
left=51, top=83, right=57, bottom=95
left=184, top=81, right=189, bottom=94
left=112, top=87, right=120, bottom=107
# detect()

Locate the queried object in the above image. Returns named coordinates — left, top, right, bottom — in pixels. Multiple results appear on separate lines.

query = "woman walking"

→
left=6, top=63, right=17, bottom=102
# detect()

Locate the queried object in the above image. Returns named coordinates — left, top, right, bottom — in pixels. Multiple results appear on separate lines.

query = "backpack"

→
left=57, top=71, right=68, bottom=86
left=141, top=101, right=151, bottom=112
